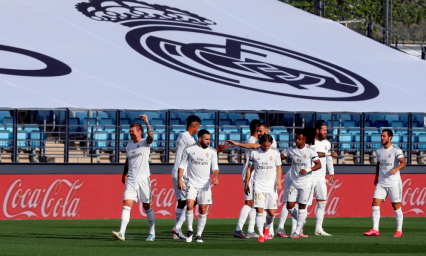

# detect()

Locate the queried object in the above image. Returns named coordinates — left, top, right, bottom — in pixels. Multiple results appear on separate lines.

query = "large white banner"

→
left=0, top=0, right=425, bottom=111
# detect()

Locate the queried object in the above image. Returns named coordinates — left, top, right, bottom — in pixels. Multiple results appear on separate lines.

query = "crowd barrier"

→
left=1, top=174, right=425, bottom=220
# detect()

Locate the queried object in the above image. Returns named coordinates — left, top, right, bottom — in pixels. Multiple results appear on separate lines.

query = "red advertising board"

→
left=1, top=174, right=425, bottom=220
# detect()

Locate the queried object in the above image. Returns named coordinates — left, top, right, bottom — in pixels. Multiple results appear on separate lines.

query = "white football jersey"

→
left=126, top=138, right=151, bottom=182
left=172, top=131, right=196, bottom=179
left=376, top=145, right=404, bottom=187
left=249, top=147, right=282, bottom=193
left=310, top=139, right=334, bottom=181
left=242, top=135, right=258, bottom=181
left=282, top=145, right=319, bottom=187
left=179, top=144, right=219, bottom=189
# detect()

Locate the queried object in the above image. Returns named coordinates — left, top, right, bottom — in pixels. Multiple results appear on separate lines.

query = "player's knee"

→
left=142, top=203, right=151, bottom=211
left=177, top=200, right=186, bottom=208
left=245, top=200, right=253, bottom=208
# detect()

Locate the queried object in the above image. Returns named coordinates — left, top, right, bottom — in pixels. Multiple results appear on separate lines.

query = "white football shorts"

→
left=123, top=177, right=152, bottom=204
left=282, top=173, right=292, bottom=203
left=172, top=177, right=188, bottom=201
left=187, top=185, right=213, bottom=205
left=373, top=181, right=402, bottom=203
left=253, top=191, right=278, bottom=210
left=243, top=177, right=254, bottom=201
left=307, top=179, right=328, bottom=205
left=287, top=182, right=314, bottom=205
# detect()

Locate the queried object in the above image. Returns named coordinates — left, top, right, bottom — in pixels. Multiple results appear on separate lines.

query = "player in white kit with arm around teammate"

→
left=244, top=134, right=282, bottom=243
left=178, top=129, right=219, bottom=243
left=112, top=115, right=156, bottom=242
left=310, top=122, right=338, bottom=236
left=364, top=129, right=406, bottom=237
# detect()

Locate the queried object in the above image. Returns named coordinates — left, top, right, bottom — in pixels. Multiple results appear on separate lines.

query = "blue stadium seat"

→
left=339, top=131, right=352, bottom=149
left=220, top=119, right=232, bottom=126
left=219, top=113, right=228, bottom=119
left=126, top=112, right=142, bottom=121
left=24, top=126, right=43, bottom=149
left=392, top=132, right=402, bottom=148
left=93, top=112, right=109, bottom=120
left=195, top=113, right=212, bottom=120
left=228, top=113, right=243, bottom=124
left=374, top=120, right=389, bottom=128
left=340, top=114, right=352, bottom=122
left=0, top=111, right=11, bottom=123
left=386, top=115, right=400, bottom=124
left=69, top=118, right=80, bottom=134
left=365, top=120, right=373, bottom=127
left=170, top=127, right=186, bottom=147
left=241, top=127, right=251, bottom=141
left=245, top=113, right=260, bottom=124
left=353, top=132, right=361, bottom=149
left=412, top=121, right=419, bottom=128
left=272, top=127, right=289, bottom=148
left=327, top=120, right=340, bottom=137
left=368, top=115, right=385, bottom=125
left=0, top=130, right=10, bottom=148
left=343, top=120, right=356, bottom=127
left=120, top=128, right=130, bottom=148
left=145, top=112, right=160, bottom=121
left=76, top=112, right=89, bottom=124
left=418, top=133, right=426, bottom=149
left=106, top=127, right=117, bottom=148
left=151, top=118, right=165, bottom=126
left=201, top=119, right=215, bottom=126
left=3, top=117, right=13, bottom=132
left=170, top=118, right=181, bottom=126
left=222, top=128, right=240, bottom=142
left=318, top=114, right=331, bottom=124
left=153, top=127, right=166, bottom=148
left=120, top=118, right=131, bottom=126
left=100, top=118, right=114, bottom=126
left=391, top=121, right=404, bottom=128
left=401, top=133, right=409, bottom=149
left=81, top=118, right=96, bottom=134
left=370, top=133, right=381, bottom=149
left=17, top=127, right=27, bottom=148
left=177, top=112, right=192, bottom=124
left=235, top=119, right=249, bottom=126
left=94, top=132, right=108, bottom=149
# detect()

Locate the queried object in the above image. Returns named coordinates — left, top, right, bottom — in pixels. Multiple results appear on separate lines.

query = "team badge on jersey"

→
left=325, top=146, right=327, bottom=150
left=206, top=152, right=209, bottom=157
left=388, top=154, right=391, bottom=158
left=304, top=154, right=307, bottom=158
left=269, top=156, right=273, bottom=161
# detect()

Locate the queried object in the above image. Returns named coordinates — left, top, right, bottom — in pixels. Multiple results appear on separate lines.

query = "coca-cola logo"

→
left=138, top=178, right=213, bottom=217
left=402, top=178, right=426, bottom=214
left=3, top=179, right=84, bottom=219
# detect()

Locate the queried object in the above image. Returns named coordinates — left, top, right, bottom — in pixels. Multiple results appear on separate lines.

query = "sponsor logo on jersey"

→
left=76, top=0, right=380, bottom=101
left=380, top=160, right=393, bottom=166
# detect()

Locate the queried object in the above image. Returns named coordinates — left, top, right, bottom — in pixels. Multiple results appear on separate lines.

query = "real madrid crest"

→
left=303, top=154, right=307, bottom=158
left=388, top=154, right=391, bottom=158
left=325, top=146, right=327, bottom=150
left=206, top=152, right=209, bottom=157
left=269, top=156, right=273, bottom=161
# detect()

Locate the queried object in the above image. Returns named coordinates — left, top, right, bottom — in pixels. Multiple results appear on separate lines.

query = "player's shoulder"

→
left=208, top=146, right=217, bottom=153
left=391, top=144, right=402, bottom=151
left=376, top=145, right=385, bottom=151
left=270, top=147, right=280, bottom=154
left=185, top=143, right=197, bottom=151
left=246, top=135, right=257, bottom=143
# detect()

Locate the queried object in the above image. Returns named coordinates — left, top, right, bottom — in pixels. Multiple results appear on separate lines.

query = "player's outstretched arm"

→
left=140, top=115, right=154, bottom=145
left=122, top=159, right=129, bottom=184
left=389, top=157, right=406, bottom=175
left=318, top=152, right=338, bottom=158
left=226, top=140, right=259, bottom=149
left=216, top=142, right=231, bottom=152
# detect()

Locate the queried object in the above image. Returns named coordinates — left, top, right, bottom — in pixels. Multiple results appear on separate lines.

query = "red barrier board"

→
left=1, top=174, right=425, bottom=220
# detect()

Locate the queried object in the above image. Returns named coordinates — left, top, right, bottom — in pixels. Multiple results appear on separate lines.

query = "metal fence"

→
left=0, top=109, right=425, bottom=165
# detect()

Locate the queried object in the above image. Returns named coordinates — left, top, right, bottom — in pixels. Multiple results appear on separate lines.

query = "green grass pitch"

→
left=0, top=217, right=425, bottom=255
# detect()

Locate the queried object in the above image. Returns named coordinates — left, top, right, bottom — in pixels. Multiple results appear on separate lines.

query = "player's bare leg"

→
left=234, top=200, right=253, bottom=238
left=365, top=198, right=383, bottom=236
left=112, top=199, right=134, bottom=241
left=392, top=202, right=403, bottom=237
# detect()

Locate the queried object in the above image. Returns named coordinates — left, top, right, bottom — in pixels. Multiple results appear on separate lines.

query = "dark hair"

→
left=315, top=121, right=327, bottom=131
left=197, top=129, right=210, bottom=138
left=130, top=122, right=143, bottom=132
left=187, top=115, right=201, bottom=127
left=259, top=122, right=269, bottom=129
left=303, top=126, right=316, bottom=145
left=295, top=129, right=305, bottom=136
left=259, top=134, right=274, bottom=144
left=382, top=129, right=393, bottom=137
left=249, top=120, right=261, bottom=133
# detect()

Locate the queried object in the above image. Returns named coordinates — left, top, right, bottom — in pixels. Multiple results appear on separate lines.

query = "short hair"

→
left=250, top=120, right=261, bottom=133
left=186, top=115, right=201, bottom=127
left=259, top=122, right=269, bottom=129
left=259, top=134, right=274, bottom=144
left=382, top=129, right=393, bottom=137
left=130, top=122, right=143, bottom=132
left=197, top=129, right=210, bottom=138
left=295, top=129, right=305, bottom=136
left=303, top=126, right=316, bottom=145
left=315, top=121, right=327, bottom=131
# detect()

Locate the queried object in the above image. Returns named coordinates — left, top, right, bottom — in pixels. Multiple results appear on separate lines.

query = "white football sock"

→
left=236, top=205, right=251, bottom=232
left=295, top=209, right=307, bottom=234
left=269, top=219, right=274, bottom=235
left=266, top=212, right=275, bottom=228
left=145, top=208, right=155, bottom=235
left=247, top=208, right=256, bottom=233
left=119, top=206, right=131, bottom=235
left=316, top=201, right=326, bottom=231
left=278, top=205, right=288, bottom=229
left=372, top=206, right=380, bottom=231
left=186, top=209, right=194, bottom=231
left=175, top=207, right=183, bottom=226
left=256, top=212, right=264, bottom=237
left=395, top=208, right=403, bottom=232
left=197, top=214, right=207, bottom=236
left=291, top=205, right=299, bottom=232
left=175, top=206, right=187, bottom=230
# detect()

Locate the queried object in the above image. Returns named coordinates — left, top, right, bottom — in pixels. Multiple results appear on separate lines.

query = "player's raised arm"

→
left=122, top=158, right=129, bottom=184
left=140, top=114, right=154, bottom=145
left=226, top=140, right=260, bottom=149
left=177, top=147, right=190, bottom=190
